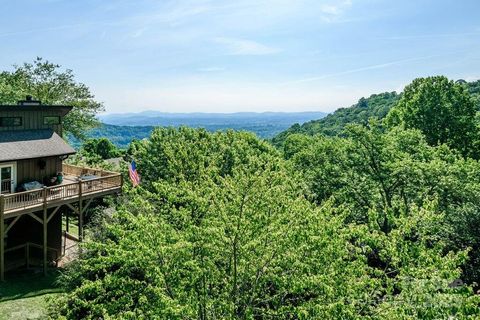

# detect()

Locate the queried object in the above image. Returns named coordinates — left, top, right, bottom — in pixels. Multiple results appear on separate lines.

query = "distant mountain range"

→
left=74, top=111, right=328, bottom=148
left=99, top=111, right=327, bottom=127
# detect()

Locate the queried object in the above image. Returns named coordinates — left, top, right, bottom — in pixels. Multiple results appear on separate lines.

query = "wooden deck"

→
left=1, top=164, right=123, bottom=218
left=0, top=163, right=123, bottom=281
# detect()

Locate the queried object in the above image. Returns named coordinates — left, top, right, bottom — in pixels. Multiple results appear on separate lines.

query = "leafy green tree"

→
left=128, top=127, right=276, bottom=190
left=464, top=80, right=480, bottom=103
left=0, top=57, right=104, bottom=139
left=81, top=138, right=121, bottom=160
left=282, top=133, right=314, bottom=159
left=386, top=76, right=479, bottom=158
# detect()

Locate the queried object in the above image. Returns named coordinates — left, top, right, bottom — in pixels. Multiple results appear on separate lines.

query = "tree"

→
left=0, top=57, right=104, bottom=139
left=82, top=138, right=120, bottom=160
left=386, top=76, right=479, bottom=158
left=282, top=133, right=314, bottom=159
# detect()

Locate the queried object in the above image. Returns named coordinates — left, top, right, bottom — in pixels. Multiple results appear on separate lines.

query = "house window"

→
left=0, top=117, right=22, bottom=127
left=44, top=116, right=61, bottom=125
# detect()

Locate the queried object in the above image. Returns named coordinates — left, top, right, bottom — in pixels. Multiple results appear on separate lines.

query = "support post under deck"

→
left=78, top=180, right=83, bottom=241
left=43, top=187, right=48, bottom=276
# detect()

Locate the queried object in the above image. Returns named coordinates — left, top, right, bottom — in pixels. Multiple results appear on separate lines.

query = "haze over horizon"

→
left=1, top=0, right=479, bottom=114
left=100, top=110, right=327, bottom=116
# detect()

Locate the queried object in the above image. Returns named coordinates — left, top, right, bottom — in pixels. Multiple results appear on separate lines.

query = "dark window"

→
left=0, top=117, right=22, bottom=127
left=44, top=116, right=61, bottom=125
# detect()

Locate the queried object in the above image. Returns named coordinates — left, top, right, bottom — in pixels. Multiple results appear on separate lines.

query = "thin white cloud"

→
left=197, top=67, right=225, bottom=72
left=133, top=2, right=214, bottom=27
left=0, top=23, right=95, bottom=38
left=320, top=5, right=341, bottom=15
left=319, top=0, right=352, bottom=22
left=214, top=37, right=280, bottom=55
left=382, top=32, right=480, bottom=40
left=283, top=54, right=450, bottom=85
left=128, top=27, right=148, bottom=38
left=121, top=1, right=244, bottom=29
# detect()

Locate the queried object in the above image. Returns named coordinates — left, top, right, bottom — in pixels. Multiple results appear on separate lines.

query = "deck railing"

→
left=1, top=165, right=122, bottom=214
left=62, top=163, right=119, bottom=178
left=5, top=242, right=60, bottom=270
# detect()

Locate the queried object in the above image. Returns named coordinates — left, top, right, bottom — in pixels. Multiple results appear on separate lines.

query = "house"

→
left=0, top=96, right=123, bottom=281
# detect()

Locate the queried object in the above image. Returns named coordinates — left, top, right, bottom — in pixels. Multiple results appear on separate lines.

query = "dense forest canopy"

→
left=272, top=91, right=400, bottom=146
left=52, top=126, right=480, bottom=319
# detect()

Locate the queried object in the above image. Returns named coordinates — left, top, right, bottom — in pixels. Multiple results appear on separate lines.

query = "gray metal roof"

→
left=0, top=130, right=76, bottom=162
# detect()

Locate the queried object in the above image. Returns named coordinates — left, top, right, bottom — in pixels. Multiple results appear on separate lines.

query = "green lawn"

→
left=0, top=271, right=63, bottom=320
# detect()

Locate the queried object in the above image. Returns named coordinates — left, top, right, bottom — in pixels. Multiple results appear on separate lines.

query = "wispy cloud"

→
left=197, top=67, right=225, bottom=72
left=382, top=32, right=480, bottom=40
left=133, top=2, right=214, bottom=27
left=0, top=23, right=96, bottom=38
left=319, top=0, right=352, bottom=22
left=283, top=53, right=451, bottom=85
left=121, top=1, right=242, bottom=29
left=129, top=27, right=148, bottom=39
left=214, top=37, right=280, bottom=55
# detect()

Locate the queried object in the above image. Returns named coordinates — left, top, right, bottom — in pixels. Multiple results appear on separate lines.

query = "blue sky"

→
left=0, top=0, right=479, bottom=114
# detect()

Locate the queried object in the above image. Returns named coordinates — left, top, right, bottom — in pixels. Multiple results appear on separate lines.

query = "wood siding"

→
left=15, top=157, right=62, bottom=186
left=0, top=109, right=64, bottom=136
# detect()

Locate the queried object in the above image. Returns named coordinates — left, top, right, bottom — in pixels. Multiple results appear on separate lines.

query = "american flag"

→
left=128, top=161, right=140, bottom=187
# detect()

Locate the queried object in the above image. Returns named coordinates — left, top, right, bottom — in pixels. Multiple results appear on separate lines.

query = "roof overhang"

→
left=0, top=105, right=73, bottom=116
left=0, top=129, right=76, bottom=162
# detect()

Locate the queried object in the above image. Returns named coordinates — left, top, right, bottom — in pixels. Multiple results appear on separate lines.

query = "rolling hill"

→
left=272, top=92, right=399, bottom=146
left=272, top=79, right=480, bottom=147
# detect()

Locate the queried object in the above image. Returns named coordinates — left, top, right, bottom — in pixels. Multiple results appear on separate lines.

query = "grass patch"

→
left=0, top=294, right=59, bottom=320
left=62, top=214, right=79, bottom=237
left=0, top=270, right=62, bottom=302
left=0, top=270, right=63, bottom=320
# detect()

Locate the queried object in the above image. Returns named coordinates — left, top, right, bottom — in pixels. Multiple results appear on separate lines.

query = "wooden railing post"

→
left=66, top=211, right=69, bottom=233
left=78, top=180, right=83, bottom=241
left=63, top=231, right=66, bottom=256
left=43, top=187, right=48, bottom=276
left=0, top=195, right=5, bottom=281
